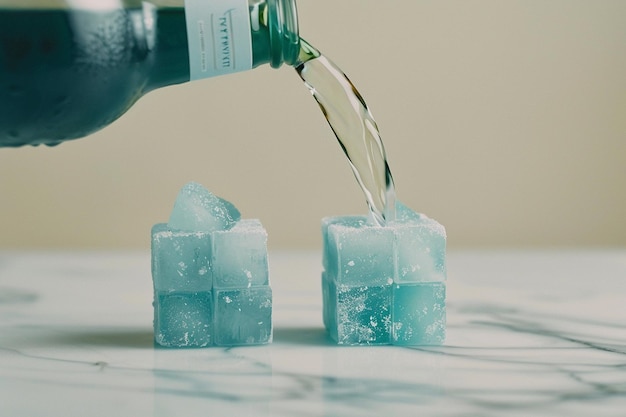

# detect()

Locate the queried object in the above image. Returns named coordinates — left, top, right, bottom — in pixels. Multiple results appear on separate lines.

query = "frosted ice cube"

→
left=325, top=220, right=394, bottom=286
left=321, top=201, right=447, bottom=346
left=214, top=287, right=273, bottom=346
left=392, top=283, right=446, bottom=346
left=212, top=219, right=269, bottom=288
left=168, top=182, right=240, bottom=232
left=394, top=201, right=427, bottom=223
left=321, top=216, right=368, bottom=272
left=331, top=282, right=392, bottom=345
left=152, top=182, right=273, bottom=348
left=392, top=207, right=446, bottom=284
left=151, top=224, right=212, bottom=292
left=154, top=291, right=213, bottom=348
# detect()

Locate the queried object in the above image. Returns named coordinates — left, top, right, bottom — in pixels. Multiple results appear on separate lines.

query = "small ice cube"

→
left=212, top=220, right=269, bottom=289
left=168, top=182, right=240, bottom=232
left=214, top=287, right=273, bottom=346
left=394, top=201, right=426, bottom=224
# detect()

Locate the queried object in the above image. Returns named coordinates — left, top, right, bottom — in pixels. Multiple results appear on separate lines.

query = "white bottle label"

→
left=184, top=0, right=253, bottom=81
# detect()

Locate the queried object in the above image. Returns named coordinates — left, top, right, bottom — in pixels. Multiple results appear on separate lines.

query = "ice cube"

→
left=154, top=291, right=213, bottom=348
left=331, top=282, right=392, bottom=345
left=152, top=182, right=273, bottom=348
left=321, top=201, right=446, bottom=346
left=168, top=182, right=240, bottom=232
left=392, top=283, right=446, bottom=345
left=212, top=219, right=269, bottom=288
left=392, top=216, right=446, bottom=283
left=323, top=217, right=394, bottom=286
left=214, top=287, right=273, bottom=346
left=151, top=224, right=212, bottom=292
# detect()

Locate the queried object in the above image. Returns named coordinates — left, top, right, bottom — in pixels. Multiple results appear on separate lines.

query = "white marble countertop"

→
left=1, top=250, right=625, bottom=416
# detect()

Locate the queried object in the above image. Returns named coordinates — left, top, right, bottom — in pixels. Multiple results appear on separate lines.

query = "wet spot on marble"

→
left=272, top=327, right=333, bottom=346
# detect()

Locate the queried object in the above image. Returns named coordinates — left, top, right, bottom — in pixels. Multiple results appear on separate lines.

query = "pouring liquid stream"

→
left=295, top=39, right=396, bottom=226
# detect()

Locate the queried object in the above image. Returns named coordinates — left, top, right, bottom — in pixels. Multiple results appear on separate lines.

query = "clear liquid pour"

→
left=296, top=39, right=396, bottom=226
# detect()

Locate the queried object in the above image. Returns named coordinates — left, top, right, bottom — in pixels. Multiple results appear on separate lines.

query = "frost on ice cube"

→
left=321, top=216, right=367, bottom=272
left=333, top=282, right=392, bottom=345
left=212, top=220, right=269, bottom=288
left=154, top=291, right=213, bottom=348
left=392, top=283, right=446, bottom=345
left=151, top=182, right=272, bottom=348
left=321, top=201, right=447, bottom=346
left=151, top=224, right=212, bottom=292
left=391, top=214, right=447, bottom=284
left=168, top=182, right=240, bottom=232
left=394, top=201, right=426, bottom=223
left=214, top=287, right=273, bottom=346
left=323, top=216, right=394, bottom=286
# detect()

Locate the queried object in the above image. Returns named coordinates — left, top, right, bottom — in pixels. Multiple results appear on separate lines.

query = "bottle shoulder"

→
left=0, top=7, right=183, bottom=145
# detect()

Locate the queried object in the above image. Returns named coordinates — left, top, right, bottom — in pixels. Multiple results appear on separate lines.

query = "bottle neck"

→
left=265, top=0, right=300, bottom=68
left=247, top=0, right=300, bottom=69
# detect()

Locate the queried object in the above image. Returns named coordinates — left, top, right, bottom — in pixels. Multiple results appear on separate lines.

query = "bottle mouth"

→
left=267, top=0, right=300, bottom=68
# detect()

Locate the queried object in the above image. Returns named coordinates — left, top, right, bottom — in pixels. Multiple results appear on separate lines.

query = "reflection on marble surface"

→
left=1, top=250, right=625, bottom=416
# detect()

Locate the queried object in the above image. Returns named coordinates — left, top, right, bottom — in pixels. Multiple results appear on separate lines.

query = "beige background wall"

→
left=1, top=0, right=625, bottom=250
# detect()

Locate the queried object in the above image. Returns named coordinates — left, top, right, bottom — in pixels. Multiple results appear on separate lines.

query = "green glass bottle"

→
left=0, top=0, right=300, bottom=147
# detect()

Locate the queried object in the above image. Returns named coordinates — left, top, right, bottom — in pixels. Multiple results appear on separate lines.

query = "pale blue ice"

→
left=151, top=224, right=212, bottom=292
left=214, top=287, right=273, bottom=346
left=154, top=291, right=213, bottom=348
left=322, top=201, right=446, bottom=346
left=212, top=220, right=269, bottom=288
left=168, top=182, right=240, bottom=232
left=392, top=283, right=446, bottom=345
left=152, top=182, right=272, bottom=348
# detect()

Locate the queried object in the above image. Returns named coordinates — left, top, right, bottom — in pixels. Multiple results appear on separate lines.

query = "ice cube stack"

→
left=322, top=202, right=446, bottom=345
left=151, top=182, right=272, bottom=348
